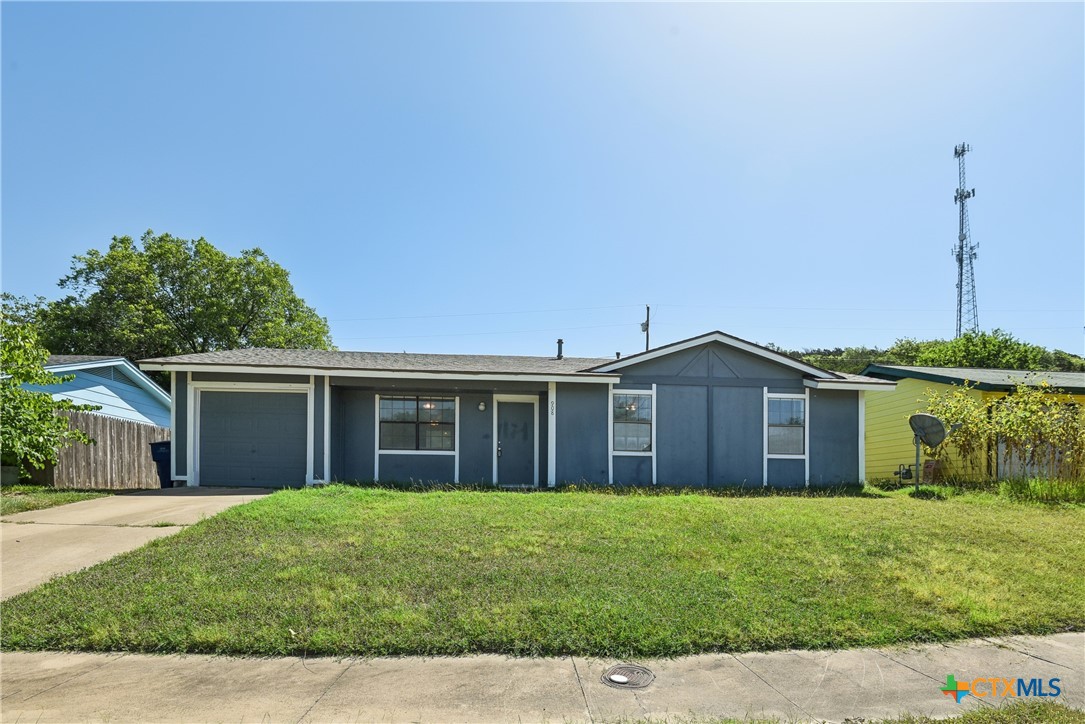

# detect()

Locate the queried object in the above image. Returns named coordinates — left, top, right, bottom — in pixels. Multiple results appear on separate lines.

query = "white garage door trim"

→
left=188, top=381, right=314, bottom=487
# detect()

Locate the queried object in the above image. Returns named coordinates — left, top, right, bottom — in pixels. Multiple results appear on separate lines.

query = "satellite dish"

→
left=909, top=414, right=948, bottom=448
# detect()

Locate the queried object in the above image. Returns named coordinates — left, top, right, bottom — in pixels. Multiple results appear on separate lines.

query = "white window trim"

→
left=764, top=389, right=810, bottom=485
left=373, top=395, right=460, bottom=483
left=492, top=394, right=540, bottom=486
left=187, top=380, right=314, bottom=488
left=609, top=385, right=656, bottom=484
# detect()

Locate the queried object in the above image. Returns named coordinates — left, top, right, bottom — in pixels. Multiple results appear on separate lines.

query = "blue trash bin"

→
left=149, top=441, right=172, bottom=488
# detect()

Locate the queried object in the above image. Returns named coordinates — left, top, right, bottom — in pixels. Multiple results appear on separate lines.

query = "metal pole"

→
left=645, top=305, right=650, bottom=351
left=914, top=433, right=922, bottom=494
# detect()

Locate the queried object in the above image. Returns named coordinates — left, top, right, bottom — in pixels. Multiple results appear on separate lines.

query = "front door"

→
left=496, top=399, right=536, bottom=485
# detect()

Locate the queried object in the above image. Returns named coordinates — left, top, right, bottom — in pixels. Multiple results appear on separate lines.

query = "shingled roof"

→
left=862, top=364, right=1085, bottom=394
left=46, top=355, right=124, bottom=367
left=140, top=348, right=616, bottom=377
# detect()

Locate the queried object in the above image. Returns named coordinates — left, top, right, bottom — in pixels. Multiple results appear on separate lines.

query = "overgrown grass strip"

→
left=2, top=486, right=1082, bottom=657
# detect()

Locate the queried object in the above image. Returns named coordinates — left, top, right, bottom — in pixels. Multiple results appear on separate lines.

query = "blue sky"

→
left=3, top=2, right=1082, bottom=359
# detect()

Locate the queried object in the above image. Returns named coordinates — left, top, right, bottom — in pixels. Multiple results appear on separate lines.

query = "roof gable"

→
left=42, top=357, right=171, bottom=407
left=590, top=331, right=840, bottom=379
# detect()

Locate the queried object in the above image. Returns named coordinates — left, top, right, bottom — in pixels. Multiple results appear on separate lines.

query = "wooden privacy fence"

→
left=30, top=410, right=171, bottom=490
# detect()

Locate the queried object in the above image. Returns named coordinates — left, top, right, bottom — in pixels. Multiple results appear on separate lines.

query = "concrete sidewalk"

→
left=1, top=487, right=270, bottom=598
left=2, top=633, right=1081, bottom=723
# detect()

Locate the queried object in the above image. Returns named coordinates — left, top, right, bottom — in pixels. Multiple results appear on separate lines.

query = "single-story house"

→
left=29, top=355, right=171, bottom=427
left=139, top=331, right=894, bottom=489
left=860, top=364, right=1085, bottom=480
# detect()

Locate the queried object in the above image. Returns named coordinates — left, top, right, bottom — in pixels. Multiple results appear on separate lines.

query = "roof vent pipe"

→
left=556, top=339, right=564, bottom=360
left=616, top=352, right=621, bottom=359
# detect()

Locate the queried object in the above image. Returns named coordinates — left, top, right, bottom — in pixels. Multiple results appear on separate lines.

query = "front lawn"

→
left=2, top=486, right=1082, bottom=657
left=0, top=484, right=111, bottom=516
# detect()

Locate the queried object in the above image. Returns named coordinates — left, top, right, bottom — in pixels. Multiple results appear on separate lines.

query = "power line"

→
left=329, top=304, right=641, bottom=323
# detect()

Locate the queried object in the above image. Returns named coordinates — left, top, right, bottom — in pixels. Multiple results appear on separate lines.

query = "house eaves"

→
left=36, top=357, right=173, bottom=407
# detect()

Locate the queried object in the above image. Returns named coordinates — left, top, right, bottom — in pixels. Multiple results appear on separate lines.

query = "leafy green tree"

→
left=29, top=231, right=333, bottom=360
left=770, top=331, right=1083, bottom=374
left=1, top=311, right=97, bottom=477
left=915, top=329, right=1060, bottom=370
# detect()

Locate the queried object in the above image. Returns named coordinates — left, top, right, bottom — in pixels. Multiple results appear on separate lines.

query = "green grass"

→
left=891, top=701, right=1085, bottom=723
left=619, top=702, right=1085, bottom=723
left=2, top=486, right=1083, bottom=657
left=0, top=484, right=110, bottom=515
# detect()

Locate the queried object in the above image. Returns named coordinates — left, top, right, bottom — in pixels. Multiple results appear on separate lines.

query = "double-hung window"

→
left=379, top=396, right=455, bottom=451
left=613, top=393, right=653, bottom=453
left=767, top=397, right=805, bottom=455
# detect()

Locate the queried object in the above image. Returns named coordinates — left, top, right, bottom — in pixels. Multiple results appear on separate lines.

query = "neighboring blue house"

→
left=31, top=356, right=171, bottom=428
left=139, top=331, right=893, bottom=489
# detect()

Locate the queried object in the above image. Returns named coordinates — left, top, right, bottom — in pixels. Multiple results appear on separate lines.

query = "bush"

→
left=925, top=381, right=1085, bottom=482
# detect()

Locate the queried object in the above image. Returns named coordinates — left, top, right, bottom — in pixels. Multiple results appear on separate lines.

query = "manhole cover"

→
left=601, top=664, right=655, bottom=689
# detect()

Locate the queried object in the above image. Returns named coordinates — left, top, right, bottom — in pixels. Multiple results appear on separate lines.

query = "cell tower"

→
left=953, top=143, right=979, bottom=337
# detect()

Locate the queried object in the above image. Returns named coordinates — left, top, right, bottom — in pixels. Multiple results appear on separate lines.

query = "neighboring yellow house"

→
left=860, top=365, right=1085, bottom=481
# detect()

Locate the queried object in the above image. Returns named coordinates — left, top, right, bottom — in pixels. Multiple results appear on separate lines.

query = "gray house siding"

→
left=618, top=344, right=804, bottom=391
left=157, top=335, right=867, bottom=489
left=656, top=384, right=709, bottom=486
left=329, top=385, right=537, bottom=485
left=458, top=392, right=493, bottom=484
left=313, top=375, right=325, bottom=481
left=711, top=386, right=763, bottom=486
left=808, top=390, right=859, bottom=486
left=175, top=373, right=188, bottom=477
left=555, top=383, right=608, bottom=483
left=191, top=372, right=309, bottom=385
left=768, top=458, right=805, bottom=487
left=378, top=453, right=455, bottom=482
left=333, top=389, right=375, bottom=481
left=617, top=343, right=810, bottom=487
left=612, top=455, right=651, bottom=485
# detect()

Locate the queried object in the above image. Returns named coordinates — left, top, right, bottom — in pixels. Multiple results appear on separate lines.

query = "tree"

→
left=30, top=231, right=333, bottom=360
left=914, top=329, right=1070, bottom=371
left=768, top=331, right=1083, bottom=374
left=0, top=311, right=97, bottom=477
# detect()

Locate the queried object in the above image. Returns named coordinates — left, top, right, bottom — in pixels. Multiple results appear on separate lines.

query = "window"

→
left=768, top=397, right=805, bottom=455
left=379, top=396, right=455, bottom=451
left=613, top=393, right=652, bottom=453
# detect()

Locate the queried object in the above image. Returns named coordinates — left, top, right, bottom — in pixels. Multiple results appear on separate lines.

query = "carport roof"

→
left=140, top=348, right=617, bottom=378
left=861, top=364, right=1085, bottom=394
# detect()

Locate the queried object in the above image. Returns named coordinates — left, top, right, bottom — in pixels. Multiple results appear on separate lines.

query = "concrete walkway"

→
left=2, top=633, right=1081, bottom=723
left=1, top=487, right=270, bottom=599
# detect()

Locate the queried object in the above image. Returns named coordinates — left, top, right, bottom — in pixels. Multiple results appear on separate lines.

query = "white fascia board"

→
left=137, top=363, right=618, bottom=384
left=46, top=358, right=172, bottom=407
left=593, top=332, right=832, bottom=378
left=803, top=379, right=897, bottom=392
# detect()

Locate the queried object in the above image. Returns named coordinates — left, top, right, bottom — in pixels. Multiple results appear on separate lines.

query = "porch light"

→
left=478, top=401, right=486, bottom=412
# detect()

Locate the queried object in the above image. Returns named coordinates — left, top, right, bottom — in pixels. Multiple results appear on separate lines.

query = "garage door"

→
left=198, top=391, right=308, bottom=487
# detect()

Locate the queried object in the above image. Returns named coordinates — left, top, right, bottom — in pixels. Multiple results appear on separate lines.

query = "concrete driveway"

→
left=1, top=487, right=271, bottom=599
